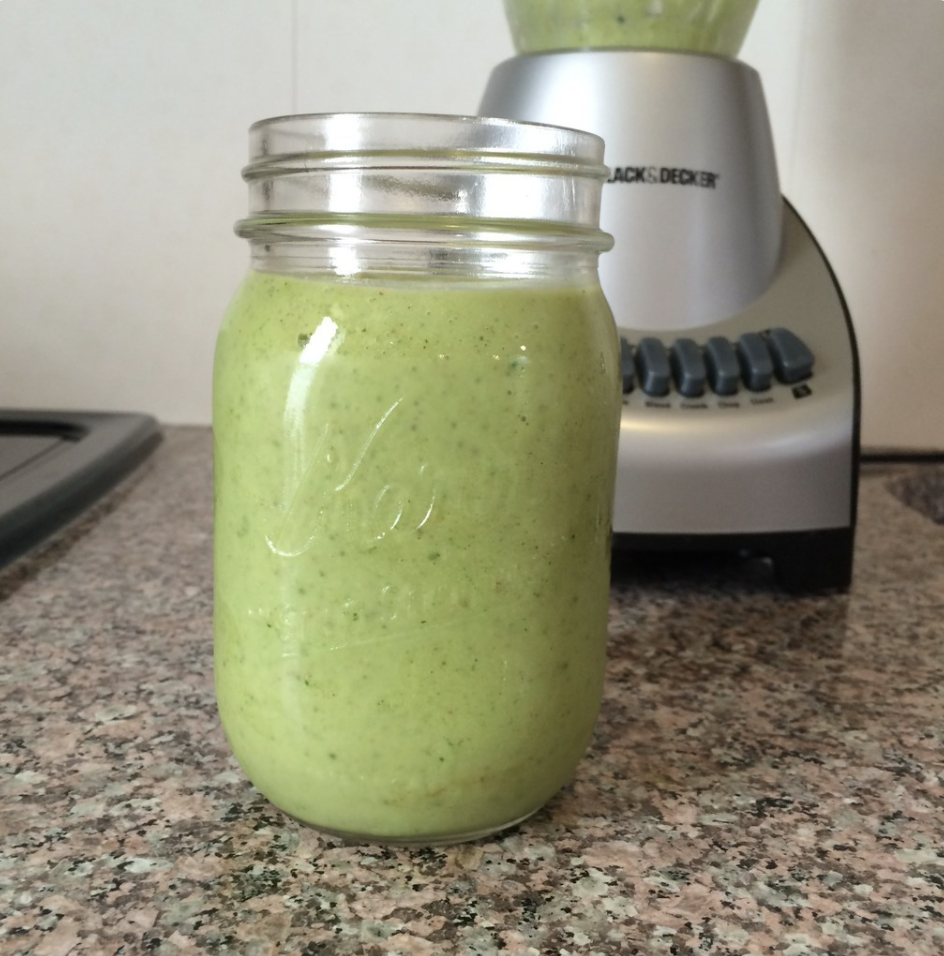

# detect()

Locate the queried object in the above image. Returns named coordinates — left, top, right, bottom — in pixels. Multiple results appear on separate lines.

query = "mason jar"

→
left=213, top=113, right=620, bottom=844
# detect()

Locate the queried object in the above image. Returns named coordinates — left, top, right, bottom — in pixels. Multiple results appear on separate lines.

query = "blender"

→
left=480, top=0, right=860, bottom=591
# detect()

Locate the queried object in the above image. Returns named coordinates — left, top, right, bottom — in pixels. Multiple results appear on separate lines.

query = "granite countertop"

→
left=3, top=426, right=944, bottom=955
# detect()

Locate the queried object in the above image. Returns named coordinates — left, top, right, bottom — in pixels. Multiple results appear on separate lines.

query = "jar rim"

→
left=239, top=112, right=612, bottom=244
left=244, top=111, right=607, bottom=179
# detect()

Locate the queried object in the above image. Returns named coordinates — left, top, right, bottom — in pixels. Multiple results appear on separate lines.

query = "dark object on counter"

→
left=0, top=410, right=162, bottom=569
left=886, top=466, right=944, bottom=525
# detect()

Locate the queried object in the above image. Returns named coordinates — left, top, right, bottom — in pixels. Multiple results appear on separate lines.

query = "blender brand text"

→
left=608, top=165, right=720, bottom=188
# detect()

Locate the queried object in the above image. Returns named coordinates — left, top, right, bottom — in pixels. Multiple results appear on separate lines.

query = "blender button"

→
left=704, top=336, right=740, bottom=395
left=766, top=327, right=815, bottom=384
left=670, top=338, right=706, bottom=397
left=737, top=332, right=774, bottom=391
left=619, top=336, right=635, bottom=393
left=636, top=337, right=671, bottom=397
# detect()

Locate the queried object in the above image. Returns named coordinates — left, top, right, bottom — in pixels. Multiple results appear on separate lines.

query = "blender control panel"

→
left=619, top=327, right=815, bottom=404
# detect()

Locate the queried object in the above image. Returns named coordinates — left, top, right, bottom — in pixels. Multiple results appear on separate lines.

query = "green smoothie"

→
left=213, top=268, right=620, bottom=842
left=504, top=0, right=759, bottom=56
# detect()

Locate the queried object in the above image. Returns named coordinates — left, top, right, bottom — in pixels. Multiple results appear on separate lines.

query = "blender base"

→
left=614, top=526, right=856, bottom=593
left=609, top=203, right=860, bottom=595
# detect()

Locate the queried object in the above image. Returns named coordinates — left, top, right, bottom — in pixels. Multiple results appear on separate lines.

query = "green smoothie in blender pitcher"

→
left=504, top=0, right=759, bottom=55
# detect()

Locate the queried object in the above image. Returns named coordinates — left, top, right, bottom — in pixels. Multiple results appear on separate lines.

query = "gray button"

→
left=704, top=336, right=740, bottom=395
left=635, top=337, right=671, bottom=396
left=670, top=338, right=706, bottom=397
left=619, top=336, right=635, bottom=393
left=766, top=327, right=815, bottom=384
left=736, top=332, right=774, bottom=391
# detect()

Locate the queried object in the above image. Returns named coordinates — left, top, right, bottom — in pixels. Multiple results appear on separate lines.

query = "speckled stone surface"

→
left=3, top=427, right=944, bottom=955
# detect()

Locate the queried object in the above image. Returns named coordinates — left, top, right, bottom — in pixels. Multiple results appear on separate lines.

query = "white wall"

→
left=0, top=0, right=511, bottom=426
left=1, top=0, right=943, bottom=450
left=741, top=0, right=944, bottom=451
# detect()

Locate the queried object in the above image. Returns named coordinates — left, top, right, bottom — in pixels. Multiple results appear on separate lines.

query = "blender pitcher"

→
left=504, top=0, right=761, bottom=57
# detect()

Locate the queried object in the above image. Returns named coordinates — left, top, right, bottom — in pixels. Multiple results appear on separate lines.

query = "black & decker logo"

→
left=607, top=165, right=720, bottom=189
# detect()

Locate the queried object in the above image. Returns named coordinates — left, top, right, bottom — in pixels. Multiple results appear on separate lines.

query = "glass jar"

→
left=213, top=113, right=620, bottom=845
left=504, top=0, right=760, bottom=57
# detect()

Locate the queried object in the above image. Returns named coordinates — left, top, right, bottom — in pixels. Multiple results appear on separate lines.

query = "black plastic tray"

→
left=0, top=410, right=162, bottom=568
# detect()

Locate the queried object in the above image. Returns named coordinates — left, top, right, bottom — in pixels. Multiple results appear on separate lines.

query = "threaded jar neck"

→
left=236, top=113, right=614, bottom=265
